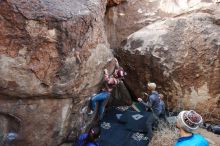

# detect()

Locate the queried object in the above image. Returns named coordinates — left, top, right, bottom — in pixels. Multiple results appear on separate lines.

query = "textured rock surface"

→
left=105, top=0, right=214, bottom=49
left=0, top=99, right=72, bottom=146
left=107, top=0, right=126, bottom=7
left=0, top=0, right=113, bottom=145
left=0, top=0, right=112, bottom=98
left=117, top=5, right=220, bottom=123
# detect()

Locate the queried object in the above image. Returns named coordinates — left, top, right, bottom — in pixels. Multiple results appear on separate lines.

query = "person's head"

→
left=83, top=126, right=101, bottom=146
left=159, top=94, right=164, bottom=100
left=176, top=110, right=203, bottom=133
left=147, top=82, right=156, bottom=91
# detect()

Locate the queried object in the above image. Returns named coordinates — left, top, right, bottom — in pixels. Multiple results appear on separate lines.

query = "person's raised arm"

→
left=103, top=69, right=110, bottom=82
left=114, top=58, right=120, bottom=69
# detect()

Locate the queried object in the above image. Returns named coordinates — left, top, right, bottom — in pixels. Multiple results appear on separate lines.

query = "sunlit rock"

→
left=105, top=0, right=214, bottom=49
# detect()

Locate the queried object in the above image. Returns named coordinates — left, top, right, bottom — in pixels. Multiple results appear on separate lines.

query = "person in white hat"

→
left=175, top=110, right=208, bottom=146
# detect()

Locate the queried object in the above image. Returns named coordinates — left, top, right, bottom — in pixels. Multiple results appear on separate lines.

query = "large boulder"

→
left=117, top=5, right=220, bottom=123
left=0, top=98, right=72, bottom=146
left=107, top=0, right=126, bottom=7
left=105, top=0, right=214, bottom=49
left=0, top=0, right=113, bottom=145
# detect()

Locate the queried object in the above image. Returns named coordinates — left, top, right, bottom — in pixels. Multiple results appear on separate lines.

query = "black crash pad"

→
left=119, top=111, right=155, bottom=133
left=98, top=106, right=152, bottom=146
left=98, top=122, right=149, bottom=146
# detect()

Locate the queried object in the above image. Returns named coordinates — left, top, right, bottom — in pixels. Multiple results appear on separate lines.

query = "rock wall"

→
left=0, top=0, right=219, bottom=145
left=0, top=0, right=113, bottom=145
left=116, top=5, right=220, bottom=123
left=107, top=0, right=126, bottom=7
left=0, top=99, right=72, bottom=146
left=105, top=0, right=214, bottom=49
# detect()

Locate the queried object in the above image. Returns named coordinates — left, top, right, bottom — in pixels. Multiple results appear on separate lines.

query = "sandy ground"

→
left=195, top=128, right=220, bottom=146
left=149, top=127, right=220, bottom=146
left=63, top=128, right=220, bottom=146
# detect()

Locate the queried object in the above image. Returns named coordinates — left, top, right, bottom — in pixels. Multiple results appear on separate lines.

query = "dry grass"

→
left=149, top=121, right=179, bottom=146
left=195, top=128, right=220, bottom=146
left=149, top=121, right=220, bottom=146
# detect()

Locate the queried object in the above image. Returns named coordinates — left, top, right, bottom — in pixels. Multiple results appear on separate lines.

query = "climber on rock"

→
left=108, top=57, right=126, bottom=80
left=105, top=58, right=131, bottom=106
left=137, top=82, right=161, bottom=117
left=88, top=69, right=119, bottom=120
left=113, top=65, right=127, bottom=80
left=85, top=58, right=123, bottom=120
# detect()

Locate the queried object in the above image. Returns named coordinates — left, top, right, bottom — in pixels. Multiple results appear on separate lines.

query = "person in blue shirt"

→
left=175, top=110, right=209, bottom=146
left=137, top=82, right=161, bottom=136
left=74, top=126, right=101, bottom=146
left=138, top=82, right=161, bottom=116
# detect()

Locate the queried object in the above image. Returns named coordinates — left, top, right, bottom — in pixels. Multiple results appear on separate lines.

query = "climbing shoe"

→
left=88, top=110, right=94, bottom=115
left=81, top=106, right=88, bottom=114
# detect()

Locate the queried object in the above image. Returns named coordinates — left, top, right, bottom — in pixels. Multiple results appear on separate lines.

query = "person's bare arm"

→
left=114, top=58, right=120, bottom=69
left=138, top=97, right=151, bottom=108
left=104, top=69, right=110, bottom=81
left=75, top=51, right=82, bottom=64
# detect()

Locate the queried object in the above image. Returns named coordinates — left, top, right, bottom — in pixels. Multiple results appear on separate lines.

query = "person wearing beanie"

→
left=138, top=82, right=161, bottom=116
left=175, top=110, right=209, bottom=146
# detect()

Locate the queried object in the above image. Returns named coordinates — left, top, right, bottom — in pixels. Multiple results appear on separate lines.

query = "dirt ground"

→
left=195, top=128, right=220, bottom=146
left=149, top=127, right=220, bottom=146
left=62, top=128, right=219, bottom=146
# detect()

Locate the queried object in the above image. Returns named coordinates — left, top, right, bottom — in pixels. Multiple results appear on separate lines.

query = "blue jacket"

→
left=159, top=100, right=165, bottom=114
left=148, top=91, right=161, bottom=115
left=74, top=133, right=99, bottom=146
left=174, top=134, right=208, bottom=146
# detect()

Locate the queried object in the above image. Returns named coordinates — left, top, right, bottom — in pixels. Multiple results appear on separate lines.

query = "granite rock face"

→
left=117, top=5, right=220, bottom=123
left=105, top=0, right=214, bottom=49
left=107, top=0, right=126, bottom=7
left=0, top=99, right=72, bottom=146
left=0, top=0, right=113, bottom=145
left=0, top=0, right=113, bottom=98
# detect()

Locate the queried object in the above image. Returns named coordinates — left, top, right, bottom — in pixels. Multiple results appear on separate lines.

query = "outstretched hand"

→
left=137, top=98, right=143, bottom=102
